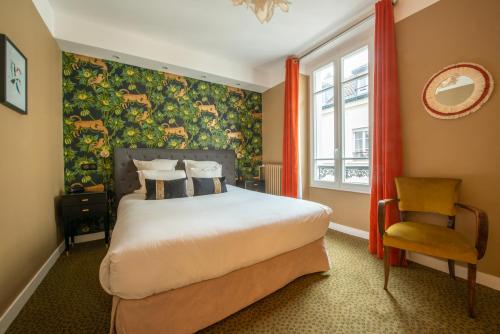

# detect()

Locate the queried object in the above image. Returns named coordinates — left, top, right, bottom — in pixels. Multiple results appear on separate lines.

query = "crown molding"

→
left=31, top=0, right=54, bottom=34
left=394, top=0, right=441, bottom=22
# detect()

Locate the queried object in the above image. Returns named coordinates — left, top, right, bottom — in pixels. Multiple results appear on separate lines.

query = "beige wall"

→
left=309, top=189, right=370, bottom=231
left=262, top=82, right=284, bottom=164
left=262, top=0, right=500, bottom=277
left=262, top=74, right=309, bottom=198
left=0, top=0, right=63, bottom=315
left=397, top=0, right=500, bottom=277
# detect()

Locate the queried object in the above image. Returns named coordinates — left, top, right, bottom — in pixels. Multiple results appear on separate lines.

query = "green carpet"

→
left=6, top=231, right=500, bottom=333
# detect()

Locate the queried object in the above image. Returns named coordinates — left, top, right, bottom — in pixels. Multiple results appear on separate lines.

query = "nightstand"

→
left=61, top=192, right=109, bottom=254
left=243, top=179, right=265, bottom=193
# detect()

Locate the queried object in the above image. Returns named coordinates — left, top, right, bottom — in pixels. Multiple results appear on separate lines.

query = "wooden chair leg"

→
left=468, top=263, right=477, bottom=318
left=448, top=260, right=456, bottom=280
left=399, top=249, right=405, bottom=266
left=384, top=246, right=390, bottom=290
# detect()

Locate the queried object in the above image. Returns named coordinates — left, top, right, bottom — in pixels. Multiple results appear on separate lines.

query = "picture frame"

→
left=0, top=34, right=28, bottom=114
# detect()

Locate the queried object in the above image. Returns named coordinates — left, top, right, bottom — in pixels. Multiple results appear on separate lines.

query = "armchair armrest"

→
left=378, top=199, right=398, bottom=238
left=456, top=203, right=489, bottom=260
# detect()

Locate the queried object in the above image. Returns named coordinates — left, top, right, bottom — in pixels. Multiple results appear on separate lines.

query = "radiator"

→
left=263, top=164, right=282, bottom=195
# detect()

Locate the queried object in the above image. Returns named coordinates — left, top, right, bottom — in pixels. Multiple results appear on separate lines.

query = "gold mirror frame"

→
left=422, top=63, right=494, bottom=119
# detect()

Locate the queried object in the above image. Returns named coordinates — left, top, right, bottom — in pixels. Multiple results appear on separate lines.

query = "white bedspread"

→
left=99, top=185, right=332, bottom=299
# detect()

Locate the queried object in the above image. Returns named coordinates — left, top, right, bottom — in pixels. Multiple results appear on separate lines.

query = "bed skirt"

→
left=110, top=237, right=330, bottom=334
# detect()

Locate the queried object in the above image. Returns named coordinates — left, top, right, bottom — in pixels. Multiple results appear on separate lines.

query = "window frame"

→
left=309, top=37, right=374, bottom=194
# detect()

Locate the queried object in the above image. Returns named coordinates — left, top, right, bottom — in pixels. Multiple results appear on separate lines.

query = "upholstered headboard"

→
left=114, top=148, right=237, bottom=203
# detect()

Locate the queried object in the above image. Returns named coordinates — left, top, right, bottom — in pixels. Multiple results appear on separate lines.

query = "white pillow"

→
left=133, top=159, right=178, bottom=194
left=183, top=160, right=220, bottom=170
left=190, top=167, right=222, bottom=178
left=133, top=159, right=178, bottom=171
left=135, top=170, right=187, bottom=194
left=184, top=161, right=222, bottom=196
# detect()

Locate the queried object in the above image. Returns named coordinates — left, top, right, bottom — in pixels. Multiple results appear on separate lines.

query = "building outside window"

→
left=353, top=127, right=369, bottom=158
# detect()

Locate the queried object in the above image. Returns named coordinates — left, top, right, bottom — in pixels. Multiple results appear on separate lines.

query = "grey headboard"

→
left=114, top=148, right=236, bottom=203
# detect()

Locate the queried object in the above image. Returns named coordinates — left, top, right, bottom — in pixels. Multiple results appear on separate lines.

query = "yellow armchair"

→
left=378, top=177, right=488, bottom=318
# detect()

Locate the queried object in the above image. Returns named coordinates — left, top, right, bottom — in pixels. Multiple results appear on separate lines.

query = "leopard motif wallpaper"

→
left=62, top=52, right=262, bottom=193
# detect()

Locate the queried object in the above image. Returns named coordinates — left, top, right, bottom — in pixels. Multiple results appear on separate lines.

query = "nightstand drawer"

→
left=244, top=180, right=265, bottom=192
left=62, top=192, right=106, bottom=207
left=62, top=203, right=106, bottom=219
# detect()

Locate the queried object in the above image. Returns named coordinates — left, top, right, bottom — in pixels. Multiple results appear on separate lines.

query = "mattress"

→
left=99, top=185, right=332, bottom=299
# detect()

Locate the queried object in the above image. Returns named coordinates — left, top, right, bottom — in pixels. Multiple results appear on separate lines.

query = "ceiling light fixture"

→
left=112, top=55, right=120, bottom=59
left=162, top=66, right=169, bottom=70
left=232, top=0, right=290, bottom=24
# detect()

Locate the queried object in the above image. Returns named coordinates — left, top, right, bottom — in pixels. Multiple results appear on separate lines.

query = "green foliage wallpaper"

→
left=62, top=52, right=262, bottom=193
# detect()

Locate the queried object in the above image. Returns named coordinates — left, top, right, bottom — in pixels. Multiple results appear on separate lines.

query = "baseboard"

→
left=329, top=222, right=369, bottom=239
left=328, top=222, right=500, bottom=291
left=406, top=252, right=500, bottom=291
left=0, top=242, right=65, bottom=334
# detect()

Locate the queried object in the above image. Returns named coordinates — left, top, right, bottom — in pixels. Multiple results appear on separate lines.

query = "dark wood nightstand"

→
left=243, top=179, right=265, bottom=193
left=61, top=192, right=109, bottom=254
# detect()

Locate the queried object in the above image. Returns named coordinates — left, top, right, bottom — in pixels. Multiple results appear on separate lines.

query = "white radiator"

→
left=263, top=164, right=282, bottom=195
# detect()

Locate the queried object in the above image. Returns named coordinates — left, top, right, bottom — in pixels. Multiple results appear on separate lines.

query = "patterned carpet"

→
left=6, top=230, right=500, bottom=333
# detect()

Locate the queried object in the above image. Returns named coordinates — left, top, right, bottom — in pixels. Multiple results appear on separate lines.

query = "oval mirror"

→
left=422, top=63, right=494, bottom=119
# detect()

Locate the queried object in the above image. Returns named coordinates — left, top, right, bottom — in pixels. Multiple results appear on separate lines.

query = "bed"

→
left=101, top=148, right=332, bottom=334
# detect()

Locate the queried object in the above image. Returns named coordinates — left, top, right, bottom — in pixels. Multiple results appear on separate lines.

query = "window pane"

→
left=313, top=87, right=335, bottom=182
left=345, top=128, right=369, bottom=184
left=353, top=128, right=369, bottom=158
left=313, top=63, right=334, bottom=93
left=314, top=159, right=335, bottom=182
left=342, top=46, right=369, bottom=185
left=343, top=158, right=369, bottom=184
left=342, top=47, right=368, bottom=82
left=343, top=76, right=368, bottom=103
left=314, top=90, right=334, bottom=160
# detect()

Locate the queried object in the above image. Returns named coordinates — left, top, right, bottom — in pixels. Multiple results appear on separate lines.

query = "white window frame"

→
left=309, top=35, right=374, bottom=194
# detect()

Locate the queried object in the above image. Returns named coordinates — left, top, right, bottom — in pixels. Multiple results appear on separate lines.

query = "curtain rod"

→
left=298, top=0, right=397, bottom=60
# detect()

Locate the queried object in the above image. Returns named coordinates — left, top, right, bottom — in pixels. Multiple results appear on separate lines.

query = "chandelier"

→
left=232, top=0, right=291, bottom=23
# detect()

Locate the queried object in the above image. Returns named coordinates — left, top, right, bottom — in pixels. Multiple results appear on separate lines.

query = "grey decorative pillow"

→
left=145, top=178, right=187, bottom=200
left=192, top=177, right=227, bottom=196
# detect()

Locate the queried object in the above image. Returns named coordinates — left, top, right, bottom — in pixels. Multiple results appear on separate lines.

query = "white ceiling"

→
left=41, top=0, right=375, bottom=91
left=49, top=0, right=373, bottom=67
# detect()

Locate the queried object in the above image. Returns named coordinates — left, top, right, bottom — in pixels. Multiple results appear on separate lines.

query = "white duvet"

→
left=99, top=185, right=332, bottom=299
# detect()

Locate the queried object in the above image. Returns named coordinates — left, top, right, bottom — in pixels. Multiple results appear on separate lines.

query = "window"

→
left=311, top=45, right=371, bottom=191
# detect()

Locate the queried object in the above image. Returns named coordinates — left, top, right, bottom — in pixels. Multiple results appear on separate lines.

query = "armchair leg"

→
left=384, top=246, right=390, bottom=290
left=448, top=260, right=456, bottom=280
left=399, top=249, right=406, bottom=266
left=468, top=264, right=477, bottom=318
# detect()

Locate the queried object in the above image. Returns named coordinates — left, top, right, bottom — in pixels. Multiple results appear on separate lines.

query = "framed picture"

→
left=0, top=34, right=28, bottom=114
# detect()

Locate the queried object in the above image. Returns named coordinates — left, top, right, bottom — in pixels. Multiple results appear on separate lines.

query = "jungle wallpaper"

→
left=62, top=52, right=262, bottom=194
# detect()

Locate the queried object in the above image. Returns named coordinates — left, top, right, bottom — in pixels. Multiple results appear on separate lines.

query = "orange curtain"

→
left=282, top=57, right=299, bottom=198
left=368, top=0, right=404, bottom=265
